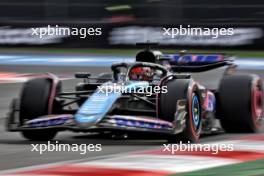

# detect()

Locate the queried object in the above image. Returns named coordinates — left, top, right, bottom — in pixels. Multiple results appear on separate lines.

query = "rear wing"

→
left=161, top=53, right=236, bottom=72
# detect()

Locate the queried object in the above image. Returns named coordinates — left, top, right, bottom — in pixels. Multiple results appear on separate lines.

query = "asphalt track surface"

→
left=0, top=63, right=263, bottom=171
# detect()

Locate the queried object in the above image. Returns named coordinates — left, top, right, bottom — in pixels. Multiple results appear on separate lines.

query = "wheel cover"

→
left=192, top=94, right=200, bottom=130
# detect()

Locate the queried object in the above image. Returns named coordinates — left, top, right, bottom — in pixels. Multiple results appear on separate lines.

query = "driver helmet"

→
left=129, top=67, right=154, bottom=81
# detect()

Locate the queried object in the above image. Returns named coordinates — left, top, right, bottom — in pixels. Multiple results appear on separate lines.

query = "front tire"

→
left=19, top=78, right=60, bottom=141
left=159, top=79, right=202, bottom=143
left=22, top=130, right=57, bottom=141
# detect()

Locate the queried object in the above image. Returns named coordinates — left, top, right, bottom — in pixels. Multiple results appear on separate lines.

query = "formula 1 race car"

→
left=6, top=45, right=264, bottom=142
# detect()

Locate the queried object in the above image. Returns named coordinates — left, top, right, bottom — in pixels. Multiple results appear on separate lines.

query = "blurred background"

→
left=0, top=0, right=263, bottom=49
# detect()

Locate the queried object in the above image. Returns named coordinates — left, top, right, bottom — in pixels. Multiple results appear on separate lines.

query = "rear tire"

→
left=159, top=79, right=202, bottom=143
left=218, top=75, right=263, bottom=133
left=20, top=78, right=60, bottom=141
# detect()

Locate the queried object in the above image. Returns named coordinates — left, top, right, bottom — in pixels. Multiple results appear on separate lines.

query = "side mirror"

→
left=75, top=72, right=91, bottom=78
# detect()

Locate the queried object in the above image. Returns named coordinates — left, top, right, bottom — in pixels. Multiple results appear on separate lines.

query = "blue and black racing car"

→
left=6, top=45, right=263, bottom=142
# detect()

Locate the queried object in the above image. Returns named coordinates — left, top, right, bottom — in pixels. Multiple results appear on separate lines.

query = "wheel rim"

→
left=192, top=94, right=200, bottom=130
left=252, top=83, right=263, bottom=121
